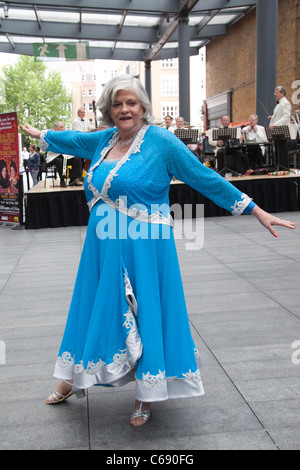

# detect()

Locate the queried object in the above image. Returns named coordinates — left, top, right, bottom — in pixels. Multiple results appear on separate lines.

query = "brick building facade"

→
left=205, top=0, right=300, bottom=127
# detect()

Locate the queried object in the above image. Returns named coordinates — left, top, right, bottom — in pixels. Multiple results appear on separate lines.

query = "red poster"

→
left=0, top=112, right=20, bottom=224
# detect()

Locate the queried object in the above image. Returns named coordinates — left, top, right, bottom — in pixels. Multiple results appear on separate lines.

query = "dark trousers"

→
left=275, top=140, right=289, bottom=169
left=217, top=147, right=249, bottom=174
left=47, top=155, right=82, bottom=181
left=245, top=145, right=263, bottom=169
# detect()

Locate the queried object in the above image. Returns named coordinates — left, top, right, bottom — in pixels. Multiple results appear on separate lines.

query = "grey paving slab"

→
left=0, top=210, right=300, bottom=450
left=267, top=426, right=300, bottom=451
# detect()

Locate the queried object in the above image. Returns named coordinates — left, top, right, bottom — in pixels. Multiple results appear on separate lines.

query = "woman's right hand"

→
left=20, top=123, right=42, bottom=139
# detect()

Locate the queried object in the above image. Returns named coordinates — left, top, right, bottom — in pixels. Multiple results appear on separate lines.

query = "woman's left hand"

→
left=251, top=205, right=295, bottom=237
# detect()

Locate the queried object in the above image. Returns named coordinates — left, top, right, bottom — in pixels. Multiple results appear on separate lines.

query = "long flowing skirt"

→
left=54, top=202, right=204, bottom=402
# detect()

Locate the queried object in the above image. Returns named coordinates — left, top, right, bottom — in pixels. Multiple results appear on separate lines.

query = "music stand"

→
left=174, top=129, right=199, bottom=145
left=265, top=125, right=295, bottom=173
left=212, top=128, right=240, bottom=176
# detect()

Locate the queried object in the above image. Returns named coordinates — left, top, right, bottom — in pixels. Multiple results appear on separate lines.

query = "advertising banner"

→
left=0, top=112, right=21, bottom=224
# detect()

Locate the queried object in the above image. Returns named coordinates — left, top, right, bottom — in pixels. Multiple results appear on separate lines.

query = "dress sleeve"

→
left=39, top=129, right=107, bottom=161
left=164, top=133, right=256, bottom=216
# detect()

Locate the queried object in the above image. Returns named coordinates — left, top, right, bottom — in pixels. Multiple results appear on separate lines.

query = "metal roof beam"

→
left=33, top=5, right=42, bottom=29
left=0, top=19, right=159, bottom=42
left=79, top=8, right=82, bottom=32
left=112, top=10, right=127, bottom=55
left=0, top=18, right=226, bottom=42
left=195, top=9, right=219, bottom=33
left=0, top=41, right=199, bottom=61
left=145, top=0, right=200, bottom=62
left=5, top=34, right=15, bottom=49
left=193, top=0, right=256, bottom=10
left=194, top=24, right=227, bottom=38
left=5, top=0, right=183, bottom=14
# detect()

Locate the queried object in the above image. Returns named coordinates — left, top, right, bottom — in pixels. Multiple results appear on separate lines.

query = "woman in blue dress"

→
left=21, top=75, right=295, bottom=427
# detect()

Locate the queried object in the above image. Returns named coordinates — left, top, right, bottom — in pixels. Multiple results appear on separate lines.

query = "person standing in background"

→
left=268, top=86, right=292, bottom=170
left=27, top=144, right=40, bottom=187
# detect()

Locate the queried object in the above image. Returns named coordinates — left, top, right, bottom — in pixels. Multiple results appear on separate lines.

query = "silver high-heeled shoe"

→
left=45, top=379, right=86, bottom=405
left=130, top=401, right=151, bottom=426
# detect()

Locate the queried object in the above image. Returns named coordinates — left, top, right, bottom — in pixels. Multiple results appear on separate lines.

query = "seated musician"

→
left=241, top=114, right=267, bottom=169
left=175, top=116, right=199, bottom=157
left=216, top=115, right=249, bottom=175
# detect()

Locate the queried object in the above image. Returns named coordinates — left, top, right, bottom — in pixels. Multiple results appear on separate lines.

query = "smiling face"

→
left=109, top=89, right=145, bottom=137
left=249, top=116, right=258, bottom=127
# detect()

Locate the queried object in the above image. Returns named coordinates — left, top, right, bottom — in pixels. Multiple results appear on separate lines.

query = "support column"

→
left=178, top=14, right=190, bottom=123
left=256, top=0, right=278, bottom=127
left=144, top=60, right=152, bottom=103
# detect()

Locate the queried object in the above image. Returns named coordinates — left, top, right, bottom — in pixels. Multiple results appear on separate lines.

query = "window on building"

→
left=161, top=76, right=179, bottom=97
left=89, top=103, right=93, bottom=111
left=161, top=59, right=178, bottom=69
left=88, top=89, right=93, bottom=96
left=103, top=69, right=117, bottom=83
left=161, top=103, right=179, bottom=119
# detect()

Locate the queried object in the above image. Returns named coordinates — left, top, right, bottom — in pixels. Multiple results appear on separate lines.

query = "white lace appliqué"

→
left=231, top=193, right=252, bottom=216
left=142, top=370, right=166, bottom=389
left=87, top=125, right=147, bottom=212
left=86, top=125, right=173, bottom=227
left=182, top=369, right=202, bottom=383
left=39, top=130, right=49, bottom=152
left=56, top=351, right=74, bottom=368
left=56, top=272, right=141, bottom=379
left=113, top=349, right=128, bottom=366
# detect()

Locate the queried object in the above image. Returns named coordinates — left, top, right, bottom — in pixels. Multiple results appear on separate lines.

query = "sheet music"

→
left=210, top=127, right=241, bottom=141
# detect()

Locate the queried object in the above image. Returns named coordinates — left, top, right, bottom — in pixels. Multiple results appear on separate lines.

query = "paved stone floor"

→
left=0, top=210, right=299, bottom=450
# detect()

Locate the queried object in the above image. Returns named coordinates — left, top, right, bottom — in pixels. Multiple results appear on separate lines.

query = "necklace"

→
left=119, top=134, right=137, bottom=147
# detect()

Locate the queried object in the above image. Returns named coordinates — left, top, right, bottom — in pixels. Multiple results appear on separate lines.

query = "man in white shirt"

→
left=175, top=116, right=185, bottom=129
left=268, top=86, right=292, bottom=169
left=175, top=116, right=199, bottom=156
left=241, top=114, right=267, bottom=168
left=21, top=147, right=29, bottom=170
left=215, top=115, right=249, bottom=175
left=164, top=115, right=175, bottom=133
left=269, top=87, right=291, bottom=129
left=72, top=107, right=95, bottom=133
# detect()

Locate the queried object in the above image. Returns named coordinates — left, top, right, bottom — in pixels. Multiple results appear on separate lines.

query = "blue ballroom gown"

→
left=40, top=124, right=256, bottom=402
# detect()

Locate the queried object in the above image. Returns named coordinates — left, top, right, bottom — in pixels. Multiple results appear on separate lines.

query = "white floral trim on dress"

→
left=86, top=124, right=173, bottom=227
left=231, top=194, right=253, bottom=216
left=53, top=270, right=143, bottom=390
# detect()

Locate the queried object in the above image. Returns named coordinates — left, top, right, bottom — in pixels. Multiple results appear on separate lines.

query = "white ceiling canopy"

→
left=0, top=0, right=256, bottom=61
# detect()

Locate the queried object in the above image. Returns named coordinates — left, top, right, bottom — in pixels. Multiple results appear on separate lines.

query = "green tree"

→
left=0, top=55, right=72, bottom=143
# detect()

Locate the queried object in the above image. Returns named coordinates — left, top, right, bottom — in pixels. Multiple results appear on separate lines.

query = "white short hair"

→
left=96, top=75, right=154, bottom=127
